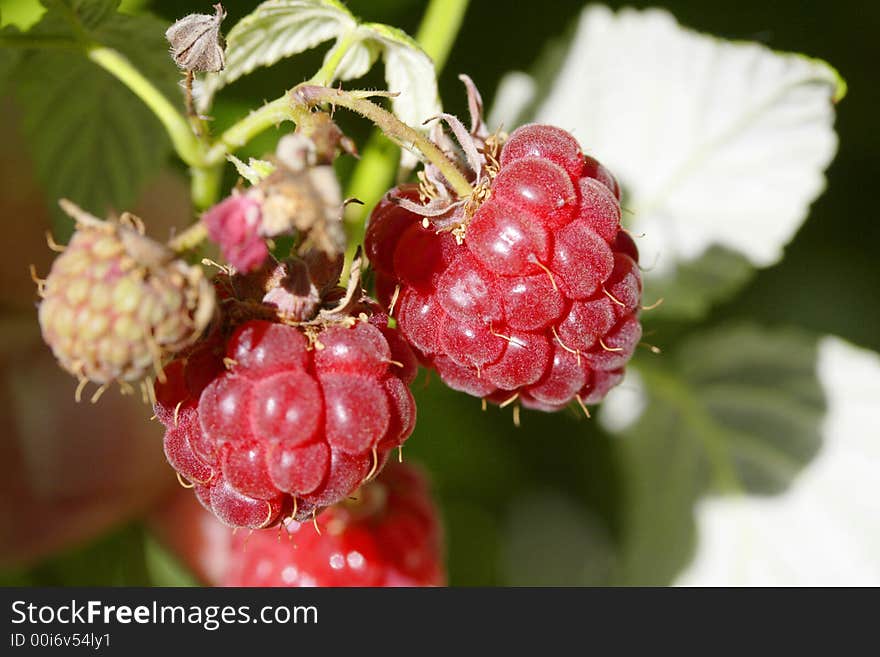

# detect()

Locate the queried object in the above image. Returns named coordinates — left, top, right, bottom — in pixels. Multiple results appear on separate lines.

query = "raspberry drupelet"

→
left=223, top=462, right=445, bottom=587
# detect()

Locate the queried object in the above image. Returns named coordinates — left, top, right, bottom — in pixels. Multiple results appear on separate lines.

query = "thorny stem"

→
left=341, top=0, right=469, bottom=277
left=295, top=85, right=474, bottom=198
left=5, top=0, right=471, bottom=253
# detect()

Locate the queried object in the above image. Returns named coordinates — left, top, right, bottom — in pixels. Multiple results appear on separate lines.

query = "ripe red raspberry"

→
left=223, top=462, right=445, bottom=587
left=155, top=258, right=418, bottom=529
left=366, top=123, right=642, bottom=413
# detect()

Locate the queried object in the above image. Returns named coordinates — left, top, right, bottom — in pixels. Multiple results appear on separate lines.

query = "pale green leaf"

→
left=610, top=324, right=825, bottom=584
left=357, top=22, right=440, bottom=129
left=196, top=0, right=356, bottom=111
left=677, top=338, right=880, bottom=585
left=536, top=7, right=843, bottom=275
left=227, top=154, right=275, bottom=185
left=330, top=34, right=378, bottom=81
left=642, top=246, right=755, bottom=321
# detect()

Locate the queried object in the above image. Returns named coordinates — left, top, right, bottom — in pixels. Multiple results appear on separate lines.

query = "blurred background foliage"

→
left=0, top=0, right=876, bottom=586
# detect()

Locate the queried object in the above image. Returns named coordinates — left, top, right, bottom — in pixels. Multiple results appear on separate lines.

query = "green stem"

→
left=415, top=0, right=469, bottom=70
left=296, top=85, right=472, bottom=198
left=205, top=95, right=310, bottom=165
left=87, top=46, right=205, bottom=167
left=190, top=164, right=224, bottom=210
left=168, top=221, right=209, bottom=253
left=341, top=0, right=469, bottom=276
left=308, top=30, right=362, bottom=86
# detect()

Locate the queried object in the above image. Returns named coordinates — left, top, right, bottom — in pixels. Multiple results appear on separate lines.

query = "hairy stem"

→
left=341, top=0, right=469, bottom=277
left=87, top=46, right=205, bottom=167
left=295, top=85, right=473, bottom=198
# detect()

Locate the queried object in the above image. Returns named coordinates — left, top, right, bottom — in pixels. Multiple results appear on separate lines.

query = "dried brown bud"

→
left=258, top=132, right=346, bottom=257
left=165, top=3, right=226, bottom=73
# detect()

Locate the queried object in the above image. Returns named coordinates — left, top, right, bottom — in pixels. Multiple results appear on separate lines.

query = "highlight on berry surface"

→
left=223, top=462, right=445, bottom=587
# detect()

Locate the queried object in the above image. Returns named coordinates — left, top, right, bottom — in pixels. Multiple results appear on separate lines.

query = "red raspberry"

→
left=223, top=462, right=445, bottom=587
left=366, top=123, right=641, bottom=413
left=155, top=314, right=417, bottom=529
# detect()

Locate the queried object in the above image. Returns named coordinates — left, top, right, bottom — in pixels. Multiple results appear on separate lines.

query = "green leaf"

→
left=13, top=4, right=179, bottom=236
left=227, top=154, right=275, bottom=185
left=38, top=0, right=120, bottom=31
left=642, top=246, right=756, bottom=321
left=612, top=324, right=825, bottom=584
left=357, top=22, right=440, bottom=132
left=501, top=489, right=615, bottom=586
left=0, top=524, right=152, bottom=586
left=143, top=534, right=199, bottom=587
left=0, top=24, right=22, bottom=92
left=196, top=0, right=356, bottom=111
left=677, top=337, right=880, bottom=586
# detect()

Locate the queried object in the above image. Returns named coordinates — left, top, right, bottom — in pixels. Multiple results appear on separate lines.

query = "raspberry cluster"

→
left=366, top=124, right=642, bottom=412
left=223, top=462, right=444, bottom=587
left=154, top=263, right=418, bottom=529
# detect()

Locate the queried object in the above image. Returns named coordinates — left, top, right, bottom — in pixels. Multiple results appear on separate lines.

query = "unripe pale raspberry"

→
left=36, top=201, right=215, bottom=392
left=223, top=462, right=445, bottom=587
left=365, top=122, right=642, bottom=415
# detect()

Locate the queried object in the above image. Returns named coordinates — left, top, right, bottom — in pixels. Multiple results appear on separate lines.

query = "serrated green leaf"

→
left=13, top=4, right=179, bottom=236
left=16, top=53, right=169, bottom=237
left=534, top=6, right=842, bottom=278
left=642, top=246, right=756, bottom=321
left=677, top=337, right=880, bottom=586
left=612, top=324, right=825, bottom=584
left=196, top=0, right=356, bottom=111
